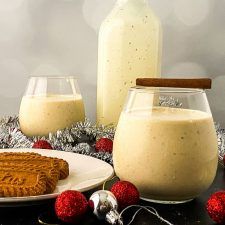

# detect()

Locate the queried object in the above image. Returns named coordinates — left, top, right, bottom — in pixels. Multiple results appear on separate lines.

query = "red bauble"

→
left=110, top=181, right=140, bottom=209
left=55, top=190, right=88, bottom=224
left=95, top=138, right=113, bottom=153
left=206, top=191, right=225, bottom=224
left=32, top=140, right=53, bottom=150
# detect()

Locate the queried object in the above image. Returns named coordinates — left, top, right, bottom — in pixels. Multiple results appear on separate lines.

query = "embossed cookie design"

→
left=0, top=169, right=47, bottom=197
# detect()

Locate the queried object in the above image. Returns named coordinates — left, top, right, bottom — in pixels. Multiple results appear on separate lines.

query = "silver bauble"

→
left=89, top=190, right=123, bottom=224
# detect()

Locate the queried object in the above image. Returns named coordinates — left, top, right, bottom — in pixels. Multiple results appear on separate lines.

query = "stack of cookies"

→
left=0, top=152, right=69, bottom=197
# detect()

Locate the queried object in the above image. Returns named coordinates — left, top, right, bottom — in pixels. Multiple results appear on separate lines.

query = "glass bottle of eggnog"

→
left=97, top=0, right=162, bottom=126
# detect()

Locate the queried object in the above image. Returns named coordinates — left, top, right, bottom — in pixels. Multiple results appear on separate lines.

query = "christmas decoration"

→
left=159, top=96, right=183, bottom=108
left=89, top=190, right=173, bottom=225
left=32, top=140, right=53, bottom=150
left=120, top=205, right=174, bottom=225
left=217, top=124, right=225, bottom=164
left=38, top=187, right=173, bottom=225
left=55, top=190, right=88, bottom=224
left=111, top=181, right=140, bottom=209
left=95, top=138, right=113, bottom=153
left=206, top=191, right=225, bottom=224
left=0, top=116, right=114, bottom=164
left=89, top=190, right=122, bottom=224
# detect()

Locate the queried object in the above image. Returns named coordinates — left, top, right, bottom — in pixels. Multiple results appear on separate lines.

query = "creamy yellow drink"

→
left=113, top=107, right=218, bottom=202
left=97, top=0, right=162, bottom=126
left=19, top=95, right=85, bottom=137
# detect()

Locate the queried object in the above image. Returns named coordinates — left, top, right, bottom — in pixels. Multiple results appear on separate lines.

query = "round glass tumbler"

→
left=19, top=76, right=85, bottom=137
left=113, top=87, right=218, bottom=203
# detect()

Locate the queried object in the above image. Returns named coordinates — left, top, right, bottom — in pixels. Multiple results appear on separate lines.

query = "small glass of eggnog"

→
left=19, top=76, right=85, bottom=137
left=113, top=86, right=218, bottom=203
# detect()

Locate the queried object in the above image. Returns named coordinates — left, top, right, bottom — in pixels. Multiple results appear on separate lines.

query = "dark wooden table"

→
left=0, top=165, right=224, bottom=225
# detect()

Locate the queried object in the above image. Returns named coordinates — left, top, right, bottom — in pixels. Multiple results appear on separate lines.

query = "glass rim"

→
left=29, top=75, right=78, bottom=79
left=130, top=86, right=205, bottom=94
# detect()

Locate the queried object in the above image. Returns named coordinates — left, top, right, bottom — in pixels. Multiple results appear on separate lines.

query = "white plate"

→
left=0, top=148, right=114, bottom=203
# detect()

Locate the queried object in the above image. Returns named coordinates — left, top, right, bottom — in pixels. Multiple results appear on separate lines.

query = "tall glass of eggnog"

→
left=113, top=86, right=218, bottom=203
left=19, top=76, right=85, bottom=137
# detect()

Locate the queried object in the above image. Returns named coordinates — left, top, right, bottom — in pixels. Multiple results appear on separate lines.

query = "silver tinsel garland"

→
left=216, top=124, right=225, bottom=163
left=0, top=96, right=224, bottom=166
left=0, top=116, right=115, bottom=165
left=159, top=96, right=183, bottom=108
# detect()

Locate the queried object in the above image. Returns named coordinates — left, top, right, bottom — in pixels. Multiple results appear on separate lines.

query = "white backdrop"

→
left=0, top=0, right=224, bottom=124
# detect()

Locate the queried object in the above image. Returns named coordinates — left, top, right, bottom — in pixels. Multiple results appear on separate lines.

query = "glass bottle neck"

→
left=116, top=0, right=148, bottom=6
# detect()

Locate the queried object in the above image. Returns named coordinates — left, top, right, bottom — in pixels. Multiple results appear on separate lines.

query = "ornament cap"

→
left=106, top=209, right=123, bottom=225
